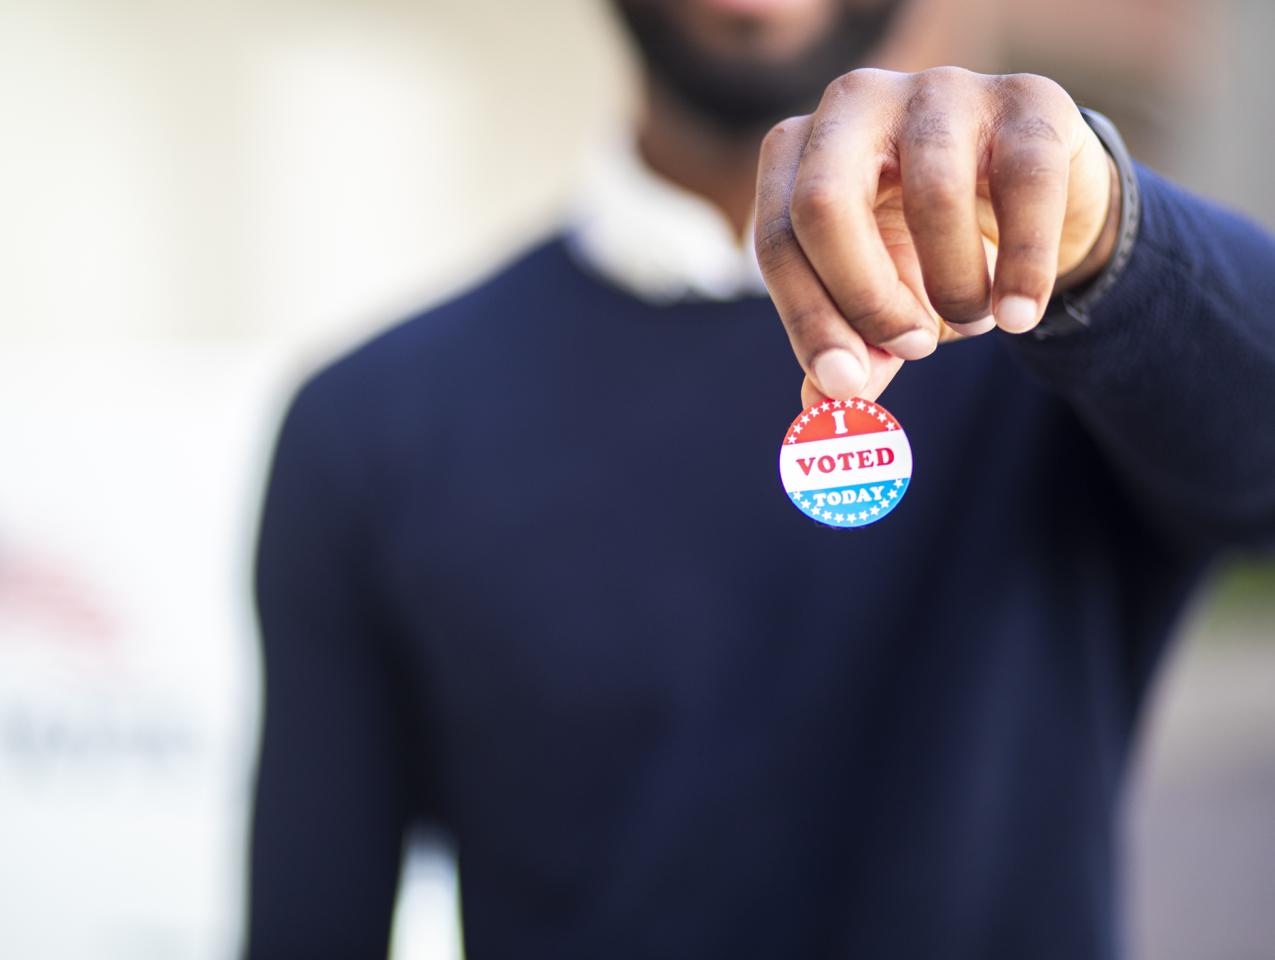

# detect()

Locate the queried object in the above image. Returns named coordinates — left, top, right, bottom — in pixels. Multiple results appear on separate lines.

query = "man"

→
left=247, top=1, right=1275, bottom=957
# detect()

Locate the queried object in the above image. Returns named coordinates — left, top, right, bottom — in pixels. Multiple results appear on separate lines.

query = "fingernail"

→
left=952, top=315, right=996, bottom=337
left=812, top=349, right=866, bottom=399
left=879, top=329, right=937, bottom=360
left=996, top=296, right=1040, bottom=333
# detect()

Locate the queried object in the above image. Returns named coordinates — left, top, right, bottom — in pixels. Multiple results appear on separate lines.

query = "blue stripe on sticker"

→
left=787, top=478, right=909, bottom=527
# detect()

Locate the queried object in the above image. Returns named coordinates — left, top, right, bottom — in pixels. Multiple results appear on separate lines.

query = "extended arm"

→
left=754, top=67, right=1275, bottom=551
left=1009, top=163, right=1275, bottom=549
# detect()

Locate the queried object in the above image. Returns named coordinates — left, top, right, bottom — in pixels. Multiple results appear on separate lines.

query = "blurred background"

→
left=0, top=1, right=1271, bottom=958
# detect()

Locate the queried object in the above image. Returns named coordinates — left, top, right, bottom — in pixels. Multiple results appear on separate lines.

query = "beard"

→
left=613, top=1, right=907, bottom=137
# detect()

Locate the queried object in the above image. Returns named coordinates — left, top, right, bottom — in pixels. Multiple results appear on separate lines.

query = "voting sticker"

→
left=779, top=398, right=912, bottom=529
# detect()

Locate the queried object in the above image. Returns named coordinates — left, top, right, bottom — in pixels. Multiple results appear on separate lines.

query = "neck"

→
left=635, top=81, right=764, bottom=242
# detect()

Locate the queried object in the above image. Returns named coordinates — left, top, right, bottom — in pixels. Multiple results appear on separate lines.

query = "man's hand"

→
left=754, top=67, right=1120, bottom=406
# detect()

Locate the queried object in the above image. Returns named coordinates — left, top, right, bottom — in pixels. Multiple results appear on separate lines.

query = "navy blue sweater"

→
left=248, top=166, right=1275, bottom=959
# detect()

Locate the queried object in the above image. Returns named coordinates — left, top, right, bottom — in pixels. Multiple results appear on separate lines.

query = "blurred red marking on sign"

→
left=0, top=547, right=120, bottom=648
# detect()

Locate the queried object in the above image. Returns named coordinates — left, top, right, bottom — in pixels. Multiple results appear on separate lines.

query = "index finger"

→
left=788, top=72, right=939, bottom=360
left=755, top=114, right=873, bottom=399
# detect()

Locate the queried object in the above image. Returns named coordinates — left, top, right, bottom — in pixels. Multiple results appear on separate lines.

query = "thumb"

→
left=800, top=346, right=903, bottom=408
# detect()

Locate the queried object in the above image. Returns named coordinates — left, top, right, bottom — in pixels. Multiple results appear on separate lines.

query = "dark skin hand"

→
left=753, top=66, right=1121, bottom=407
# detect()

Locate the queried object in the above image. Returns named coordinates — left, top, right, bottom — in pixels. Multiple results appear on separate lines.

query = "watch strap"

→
left=1032, top=107, right=1142, bottom=340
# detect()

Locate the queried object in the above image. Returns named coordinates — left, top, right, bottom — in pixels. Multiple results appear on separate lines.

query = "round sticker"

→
left=778, top=397, right=912, bottom=529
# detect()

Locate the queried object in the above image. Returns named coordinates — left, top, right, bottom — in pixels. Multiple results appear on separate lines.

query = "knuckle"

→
left=998, top=146, right=1065, bottom=188
left=761, top=115, right=811, bottom=153
left=805, top=115, right=843, bottom=153
left=927, top=280, right=991, bottom=321
left=844, top=290, right=901, bottom=341
left=1003, top=237, right=1055, bottom=264
left=915, top=65, right=974, bottom=92
left=1009, top=114, right=1063, bottom=146
left=901, top=110, right=955, bottom=151
left=755, top=214, right=799, bottom=271
left=826, top=67, right=891, bottom=102
left=789, top=179, right=843, bottom=234
left=996, top=73, right=1072, bottom=116
left=904, top=77, right=940, bottom=113
left=995, top=72, right=1044, bottom=100
left=1031, top=74, right=1072, bottom=108
left=786, top=307, right=837, bottom=355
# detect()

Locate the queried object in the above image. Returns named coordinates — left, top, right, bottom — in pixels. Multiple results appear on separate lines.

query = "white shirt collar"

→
left=565, top=136, right=769, bottom=304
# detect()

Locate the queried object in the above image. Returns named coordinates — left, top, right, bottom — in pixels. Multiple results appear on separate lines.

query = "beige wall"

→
left=0, top=0, right=630, bottom=349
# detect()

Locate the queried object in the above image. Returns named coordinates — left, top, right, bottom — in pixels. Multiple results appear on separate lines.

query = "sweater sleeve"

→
left=246, top=376, right=412, bottom=959
left=1008, top=163, right=1275, bottom=552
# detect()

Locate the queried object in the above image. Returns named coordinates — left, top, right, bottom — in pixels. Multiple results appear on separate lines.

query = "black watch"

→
left=1032, top=107, right=1142, bottom=340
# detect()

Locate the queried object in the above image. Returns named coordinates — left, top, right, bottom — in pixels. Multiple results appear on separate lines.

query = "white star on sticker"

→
left=877, top=412, right=887, bottom=421
left=885, top=422, right=896, bottom=431
left=820, top=402, right=831, bottom=412
left=855, top=400, right=866, bottom=410
left=793, top=425, right=803, bottom=434
left=833, top=400, right=844, bottom=408
left=834, top=513, right=844, bottom=522
left=894, top=478, right=904, bottom=487
left=800, top=499, right=811, bottom=509
left=888, top=489, right=898, bottom=499
left=800, top=414, right=810, bottom=424
left=858, top=511, right=869, bottom=520
left=867, top=405, right=877, bottom=414
left=870, top=505, right=880, bottom=515
left=822, top=510, right=833, bottom=519
left=786, top=436, right=796, bottom=444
